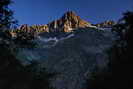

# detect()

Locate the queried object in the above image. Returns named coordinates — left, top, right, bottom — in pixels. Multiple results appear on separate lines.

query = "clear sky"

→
left=10, top=0, right=133, bottom=25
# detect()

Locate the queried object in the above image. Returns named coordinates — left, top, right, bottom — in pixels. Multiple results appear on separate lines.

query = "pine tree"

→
left=86, top=11, right=133, bottom=89
left=0, top=1, right=54, bottom=89
left=0, top=0, right=17, bottom=31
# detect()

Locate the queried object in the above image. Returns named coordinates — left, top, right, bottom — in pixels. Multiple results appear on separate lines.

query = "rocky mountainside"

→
left=12, top=11, right=91, bottom=34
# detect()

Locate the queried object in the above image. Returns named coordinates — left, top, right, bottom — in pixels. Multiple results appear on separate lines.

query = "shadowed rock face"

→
left=16, top=27, right=114, bottom=89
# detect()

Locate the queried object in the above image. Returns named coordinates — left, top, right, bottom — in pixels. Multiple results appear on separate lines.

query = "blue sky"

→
left=10, top=0, right=133, bottom=25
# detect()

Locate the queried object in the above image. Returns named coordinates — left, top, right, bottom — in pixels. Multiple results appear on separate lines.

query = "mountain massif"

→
left=11, top=11, right=115, bottom=89
left=10, top=11, right=116, bottom=40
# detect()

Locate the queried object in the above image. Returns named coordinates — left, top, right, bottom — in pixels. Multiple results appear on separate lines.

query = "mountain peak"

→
left=62, top=11, right=79, bottom=20
left=47, top=11, right=91, bottom=32
left=65, top=11, right=76, bottom=15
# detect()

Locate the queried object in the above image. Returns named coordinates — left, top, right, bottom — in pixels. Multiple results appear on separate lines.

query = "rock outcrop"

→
left=95, top=20, right=116, bottom=28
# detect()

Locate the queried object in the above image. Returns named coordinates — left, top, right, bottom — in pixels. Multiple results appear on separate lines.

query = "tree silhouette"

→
left=0, top=1, right=54, bottom=89
left=86, top=11, right=133, bottom=89
left=0, top=0, right=17, bottom=31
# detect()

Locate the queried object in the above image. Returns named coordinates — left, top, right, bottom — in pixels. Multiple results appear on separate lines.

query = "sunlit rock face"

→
left=95, top=20, right=116, bottom=28
left=48, top=11, right=91, bottom=32
left=12, top=11, right=91, bottom=34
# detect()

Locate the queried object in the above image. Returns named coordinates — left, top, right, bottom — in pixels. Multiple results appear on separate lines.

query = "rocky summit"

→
left=48, top=11, right=91, bottom=32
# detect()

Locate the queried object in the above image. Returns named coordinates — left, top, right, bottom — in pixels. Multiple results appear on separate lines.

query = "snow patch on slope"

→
left=36, top=33, right=75, bottom=48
